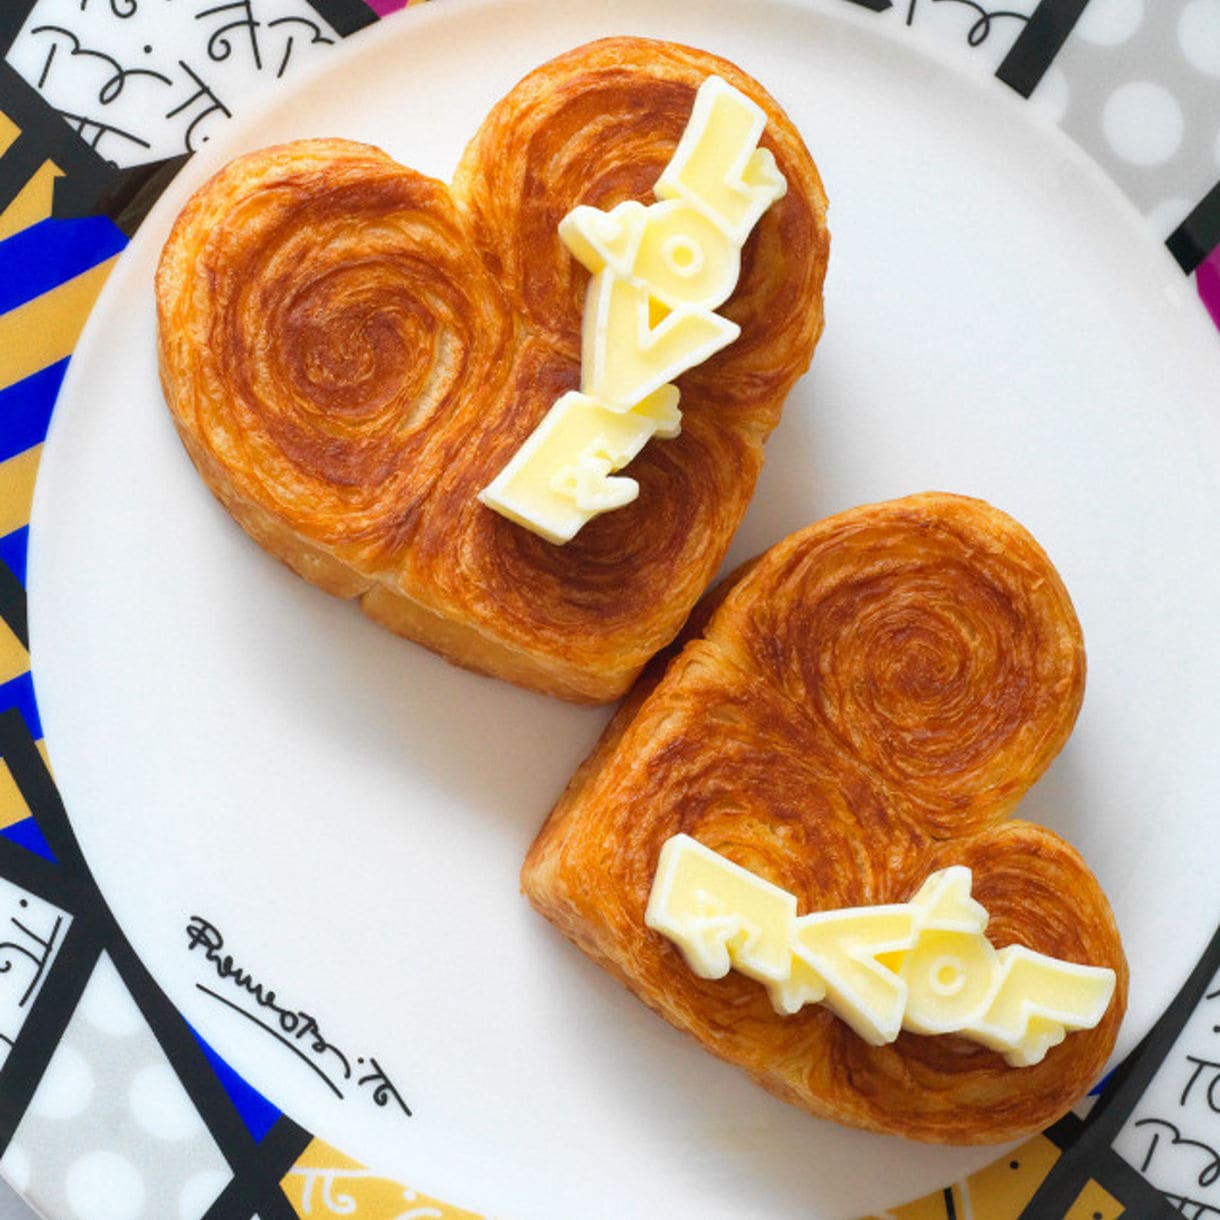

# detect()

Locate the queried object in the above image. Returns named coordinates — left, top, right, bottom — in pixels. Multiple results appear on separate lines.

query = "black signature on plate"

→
left=185, top=915, right=411, bottom=1117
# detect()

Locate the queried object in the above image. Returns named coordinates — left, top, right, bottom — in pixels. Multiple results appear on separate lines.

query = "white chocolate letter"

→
left=964, top=946, right=1118, bottom=1067
left=481, top=75, right=786, bottom=543
left=645, top=834, right=796, bottom=984
left=785, top=906, right=917, bottom=1043
left=655, top=76, right=788, bottom=245
left=644, top=844, right=1117, bottom=1067
left=477, top=387, right=678, bottom=544
left=581, top=270, right=739, bottom=410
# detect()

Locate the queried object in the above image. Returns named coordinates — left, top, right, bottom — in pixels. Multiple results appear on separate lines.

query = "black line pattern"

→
left=299, top=0, right=378, bottom=37
left=5, top=0, right=344, bottom=168
left=0, top=59, right=181, bottom=234
left=28, top=24, right=173, bottom=103
left=906, top=0, right=1031, bottom=48
left=164, top=59, right=232, bottom=152
left=1168, top=182, right=1220, bottom=275
left=1019, top=924, right=1220, bottom=1217
left=196, top=983, right=347, bottom=1100
left=1, top=1, right=1219, bottom=1213
left=197, top=1, right=264, bottom=72
left=79, top=0, right=140, bottom=18
left=0, top=559, right=28, bottom=654
left=995, top=0, right=1090, bottom=97
left=267, top=16, right=334, bottom=80
left=184, top=914, right=412, bottom=1117
left=0, top=709, right=310, bottom=1215
left=0, top=3, right=41, bottom=55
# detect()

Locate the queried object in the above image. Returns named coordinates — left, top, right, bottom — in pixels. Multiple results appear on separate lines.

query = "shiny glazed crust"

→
left=521, top=492, right=1127, bottom=1144
left=155, top=37, right=830, bottom=703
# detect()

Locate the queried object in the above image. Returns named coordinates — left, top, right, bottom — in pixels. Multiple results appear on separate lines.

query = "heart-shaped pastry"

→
left=155, top=37, right=829, bottom=702
left=522, top=492, right=1127, bottom=1144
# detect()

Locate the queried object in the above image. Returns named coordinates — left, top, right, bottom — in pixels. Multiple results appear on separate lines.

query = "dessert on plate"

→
left=522, top=492, right=1127, bottom=1144
left=155, top=36, right=830, bottom=702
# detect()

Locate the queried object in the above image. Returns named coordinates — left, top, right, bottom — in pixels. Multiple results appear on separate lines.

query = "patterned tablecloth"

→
left=0, top=2, right=1217, bottom=1218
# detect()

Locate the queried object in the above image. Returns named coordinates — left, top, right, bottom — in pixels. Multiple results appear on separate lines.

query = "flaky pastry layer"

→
left=522, top=492, right=1126, bottom=1144
left=155, top=37, right=830, bottom=702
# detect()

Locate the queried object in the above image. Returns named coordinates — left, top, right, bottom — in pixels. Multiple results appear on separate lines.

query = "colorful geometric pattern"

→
left=1, top=953, right=233, bottom=1219
left=281, top=1139, right=488, bottom=1218
left=0, top=1, right=1216, bottom=1217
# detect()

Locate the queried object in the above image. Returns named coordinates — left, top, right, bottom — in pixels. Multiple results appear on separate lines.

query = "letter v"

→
left=785, top=906, right=919, bottom=1044
left=581, top=270, right=739, bottom=409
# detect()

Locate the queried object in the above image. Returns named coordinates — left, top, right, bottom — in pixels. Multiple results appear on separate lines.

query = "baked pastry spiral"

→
left=155, top=38, right=830, bottom=702
left=522, top=493, right=1126, bottom=1144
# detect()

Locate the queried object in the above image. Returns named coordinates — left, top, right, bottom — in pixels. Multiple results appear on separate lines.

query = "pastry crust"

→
left=521, top=492, right=1126, bottom=1144
left=155, top=38, right=830, bottom=703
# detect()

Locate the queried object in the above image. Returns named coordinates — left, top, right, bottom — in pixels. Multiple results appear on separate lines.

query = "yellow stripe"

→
left=283, top=1139, right=486, bottom=1219
left=0, top=110, right=65, bottom=240
left=0, top=256, right=116, bottom=390
left=0, top=447, right=42, bottom=538
left=0, top=741, right=53, bottom=833
left=1065, top=1179, right=1123, bottom=1219
left=0, top=759, right=29, bottom=831
left=0, top=112, right=18, bottom=156
left=0, top=160, right=64, bottom=242
left=0, top=618, right=28, bottom=687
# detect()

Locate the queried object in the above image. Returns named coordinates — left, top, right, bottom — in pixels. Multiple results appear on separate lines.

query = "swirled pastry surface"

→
left=155, top=37, right=829, bottom=702
left=521, top=492, right=1126, bottom=1144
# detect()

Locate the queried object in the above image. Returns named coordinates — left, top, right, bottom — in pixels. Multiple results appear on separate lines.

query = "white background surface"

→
left=22, top=0, right=1220, bottom=1218
left=0, top=1181, right=36, bottom=1220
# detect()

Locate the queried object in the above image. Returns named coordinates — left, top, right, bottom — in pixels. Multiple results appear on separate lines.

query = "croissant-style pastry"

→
left=522, top=492, right=1127, bottom=1144
left=155, top=37, right=830, bottom=702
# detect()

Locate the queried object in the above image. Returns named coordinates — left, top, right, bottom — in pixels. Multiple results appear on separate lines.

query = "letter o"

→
left=632, top=200, right=740, bottom=311
left=901, top=931, right=997, bottom=1035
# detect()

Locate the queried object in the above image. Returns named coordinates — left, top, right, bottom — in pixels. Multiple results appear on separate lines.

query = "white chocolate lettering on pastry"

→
left=647, top=838, right=1117, bottom=1066
left=776, top=868, right=991, bottom=1041
left=645, top=833, right=796, bottom=984
left=479, top=75, right=786, bottom=542
left=483, top=387, right=678, bottom=545
left=782, top=906, right=918, bottom=1044
left=956, top=946, right=1118, bottom=1067
left=562, top=198, right=742, bottom=315
left=655, top=75, right=789, bottom=245
left=580, top=270, right=739, bottom=410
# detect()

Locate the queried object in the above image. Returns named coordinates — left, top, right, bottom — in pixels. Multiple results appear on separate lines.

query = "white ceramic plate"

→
left=25, top=0, right=1220, bottom=1216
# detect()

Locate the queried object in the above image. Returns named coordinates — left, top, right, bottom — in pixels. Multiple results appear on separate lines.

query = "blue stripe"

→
left=0, top=816, right=56, bottom=863
left=190, top=1025, right=281, bottom=1142
left=0, top=358, right=67, bottom=463
left=0, top=672, right=40, bottom=740
left=0, top=217, right=127, bottom=316
left=0, top=528, right=28, bottom=587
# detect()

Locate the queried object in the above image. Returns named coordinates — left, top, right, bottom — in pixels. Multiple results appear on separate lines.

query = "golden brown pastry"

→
left=522, top=492, right=1127, bottom=1144
left=155, top=37, right=830, bottom=702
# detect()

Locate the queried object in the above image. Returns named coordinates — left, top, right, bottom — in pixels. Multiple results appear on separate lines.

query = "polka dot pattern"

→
left=176, top=1170, right=230, bottom=1219
left=1179, top=0, right=1220, bottom=77
left=1048, top=0, right=1220, bottom=236
left=29, top=1044, right=94, bottom=1122
left=0, top=880, right=71, bottom=1080
left=65, top=1151, right=146, bottom=1220
left=1032, top=65, right=1072, bottom=125
left=1, top=1142, right=31, bottom=1194
left=10, top=955, right=231, bottom=1220
left=128, top=1063, right=205, bottom=1143
left=1076, top=0, right=1146, bottom=47
left=1103, top=81, right=1186, bottom=165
